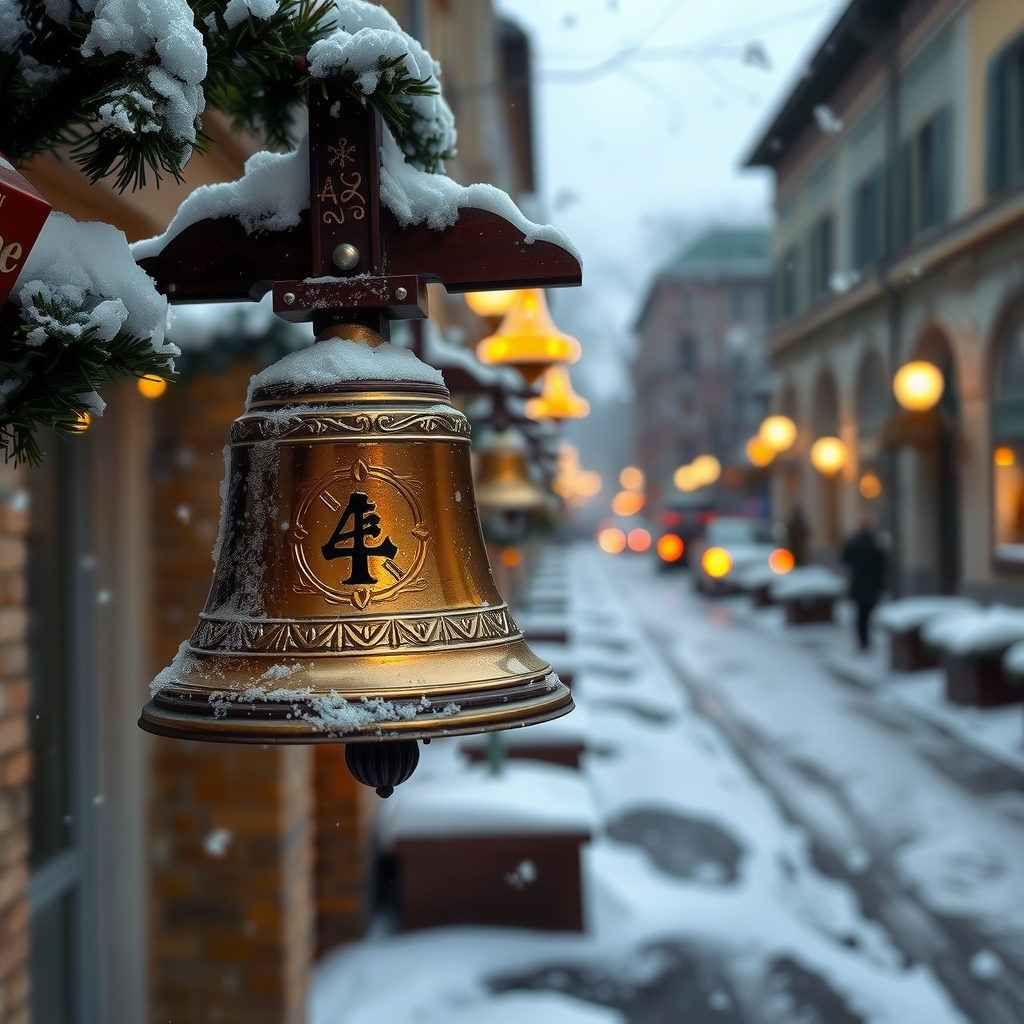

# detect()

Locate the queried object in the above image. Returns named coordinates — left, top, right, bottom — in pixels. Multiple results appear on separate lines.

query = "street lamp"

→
left=758, top=414, right=797, bottom=453
left=745, top=436, right=775, bottom=467
left=690, top=454, right=721, bottom=486
left=810, top=436, right=847, bottom=476
left=893, top=361, right=944, bottom=411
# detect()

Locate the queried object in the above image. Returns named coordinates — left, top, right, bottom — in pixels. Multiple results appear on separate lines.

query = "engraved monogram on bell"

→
left=140, top=347, right=572, bottom=763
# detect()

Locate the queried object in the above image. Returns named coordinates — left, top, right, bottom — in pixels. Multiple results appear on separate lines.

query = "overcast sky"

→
left=495, top=0, right=849, bottom=403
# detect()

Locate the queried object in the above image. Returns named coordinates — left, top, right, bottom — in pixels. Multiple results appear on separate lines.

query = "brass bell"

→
left=140, top=329, right=572, bottom=795
left=474, top=428, right=548, bottom=513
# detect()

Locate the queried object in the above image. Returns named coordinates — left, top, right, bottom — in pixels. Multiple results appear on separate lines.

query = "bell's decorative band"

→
left=140, top=374, right=572, bottom=745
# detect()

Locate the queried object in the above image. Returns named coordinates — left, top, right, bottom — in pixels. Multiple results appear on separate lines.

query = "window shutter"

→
left=986, top=48, right=1008, bottom=194
left=933, top=104, right=953, bottom=224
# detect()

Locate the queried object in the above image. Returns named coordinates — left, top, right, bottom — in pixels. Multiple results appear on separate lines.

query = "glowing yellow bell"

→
left=139, top=330, right=571, bottom=794
left=476, top=289, right=581, bottom=384
left=525, top=364, right=589, bottom=422
left=465, top=290, right=517, bottom=318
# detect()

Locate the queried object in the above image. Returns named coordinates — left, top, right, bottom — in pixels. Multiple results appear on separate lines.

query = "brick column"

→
left=312, top=747, right=371, bottom=956
left=0, top=468, right=30, bottom=1024
left=149, top=367, right=314, bottom=1023
left=149, top=741, right=313, bottom=1024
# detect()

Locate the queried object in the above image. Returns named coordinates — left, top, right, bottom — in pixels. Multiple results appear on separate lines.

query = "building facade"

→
left=632, top=229, right=772, bottom=513
left=749, top=0, right=1024, bottom=597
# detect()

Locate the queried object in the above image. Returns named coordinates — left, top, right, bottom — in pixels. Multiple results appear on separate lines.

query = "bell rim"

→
left=138, top=680, right=574, bottom=744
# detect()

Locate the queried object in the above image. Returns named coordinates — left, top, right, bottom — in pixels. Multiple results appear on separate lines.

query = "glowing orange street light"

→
left=657, top=534, right=685, bottom=562
left=525, top=364, right=590, bottom=422
left=859, top=472, right=883, bottom=499
left=702, top=546, right=732, bottom=578
left=597, top=527, right=626, bottom=554
left=759, top=414, right=797, bottom=453
left=690, top=455, right=721, bottom=486
left=768, top=548, right=795, bottom=574
left=611, top=490, right=645, bottom=516
left=627, top=528, right=651, bottom=552
left=476, top=289, right=581, bottom=384
left=994, top=446, right=1016, bottom=467
left=501, top=546, right=521, bottom=568
left=674, top=464, right=700, bottom=491
left=137, top=374, right=168, bottom=399
left=810, top=436, right=847, bottom=476
left=620, top=466, right=644, bottom=491
left=893, top=361, right=944, bottom=411
left=465, top=290, right=518, bottom=318
left=746, top=436, right=775, bottom=467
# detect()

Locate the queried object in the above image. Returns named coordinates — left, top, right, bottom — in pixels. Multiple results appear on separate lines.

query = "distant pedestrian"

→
left=841, top=517, right=887, bottom=650
left=787, top=506, right=809, bottom=566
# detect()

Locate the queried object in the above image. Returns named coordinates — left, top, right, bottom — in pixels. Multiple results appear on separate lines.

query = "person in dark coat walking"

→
left=787, top=506, right=810, bottom=566
left=841, top=516, right=887, bottom=649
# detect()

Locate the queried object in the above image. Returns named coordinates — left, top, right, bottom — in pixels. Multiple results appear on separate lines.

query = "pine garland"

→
left=0, top=0, right=451, bottom=463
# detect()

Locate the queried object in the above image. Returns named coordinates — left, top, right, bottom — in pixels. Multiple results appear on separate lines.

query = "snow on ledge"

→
left=378, top=761, right=597, bottom=845
left=874, top=596, right=981, bottom=635
left=130, top=126, right=579, bottom=266
left=245, top=338, right=443, bottom=404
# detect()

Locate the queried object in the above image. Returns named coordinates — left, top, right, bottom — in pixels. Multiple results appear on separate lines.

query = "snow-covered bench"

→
left=922, top=605, right=1024, bottom=706
left=378, top=761, right=597, bottom=931
left=874, top=596, right=980, bottom=672
left=769, top=566, right=846, bottom=625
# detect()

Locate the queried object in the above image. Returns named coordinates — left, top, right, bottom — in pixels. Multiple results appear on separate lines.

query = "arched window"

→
left=811, top=369, right=839, bottom=438
left=855, top=350, right=888, bottom=437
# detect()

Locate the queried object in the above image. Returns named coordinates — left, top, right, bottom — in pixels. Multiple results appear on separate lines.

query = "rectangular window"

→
left=807, top=214, right=833, bottom=301
left=986, top=33, right=1024, bottom=194
left=852, top=165, right=885, bottom=268
left=917, top=105, right=952, bottom=231
left=779, top=245, right=798, bottom=317
left=678, top=335, right=696, bottom=373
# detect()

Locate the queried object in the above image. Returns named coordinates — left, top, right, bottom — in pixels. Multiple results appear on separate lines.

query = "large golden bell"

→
left=474, top=429, right=548, bottom=513
left=140, top=340, right=571, bottom=760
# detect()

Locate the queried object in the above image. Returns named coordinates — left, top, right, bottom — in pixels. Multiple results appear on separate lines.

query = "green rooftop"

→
left=663, top=228, right=771, bottom=276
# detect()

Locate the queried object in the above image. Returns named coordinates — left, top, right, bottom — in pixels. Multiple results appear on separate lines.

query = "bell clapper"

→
left=345, top=739, right=421, bottom=798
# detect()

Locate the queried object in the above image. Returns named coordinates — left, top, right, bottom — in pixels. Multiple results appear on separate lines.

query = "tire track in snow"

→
left=643, top=618, right=1024, bottom=1024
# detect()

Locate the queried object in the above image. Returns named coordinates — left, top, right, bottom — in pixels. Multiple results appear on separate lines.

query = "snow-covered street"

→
left=311, top=543, right=1024, bottom=1024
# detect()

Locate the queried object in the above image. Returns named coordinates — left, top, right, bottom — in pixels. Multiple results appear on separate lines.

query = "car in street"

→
left=655, top=501, right=716, bottom=570
left=691, top=516, right=779, bottom=594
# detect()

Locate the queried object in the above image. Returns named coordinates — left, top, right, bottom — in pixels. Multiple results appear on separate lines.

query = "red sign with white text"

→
left=0, top=154, right=51, bottom=307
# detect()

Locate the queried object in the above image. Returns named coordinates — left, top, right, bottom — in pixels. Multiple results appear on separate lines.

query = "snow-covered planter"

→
left=378, top=761, right=596, bottom=931
left=922, top=605, right=1024, bottom=706
left=769, top=565, right=846, bottom=625
left=731, top=561, right=779, bottom=607
left=874, top=596, right=980, bottom=672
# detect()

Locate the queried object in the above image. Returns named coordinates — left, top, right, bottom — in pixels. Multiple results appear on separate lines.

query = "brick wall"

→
left=312, top=747, right=371, bottom=956
left=149, top=741, right=313, bottom=1024
left=0, top=465, right=30, bottom=1024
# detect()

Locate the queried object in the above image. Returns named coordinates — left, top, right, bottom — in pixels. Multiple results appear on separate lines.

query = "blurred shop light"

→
left=611, top=490, right=644, bottom=516
left=746, top=436, right=776, bottom=467
left=627, top=528, right=651, bottom=553
left=768, top=548, right=795, bottom=574
left=702, top=546, right=732, bottom=578
left=759, top=414, right=797, bottom=453
left=893, top=361, right=944, bottom=411
left=810, top=436, right=847, bottom=476
left=597, top=527, right=626, bottom=554
left=657, top=533, right=684, bottom=562
left=994, top=446, right=1016, bottom=467
left=619, top=466, right=644, bottom=491
left=859, top=472, right=883, bottom=498
left=690, top=455, right=721, bottom=486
